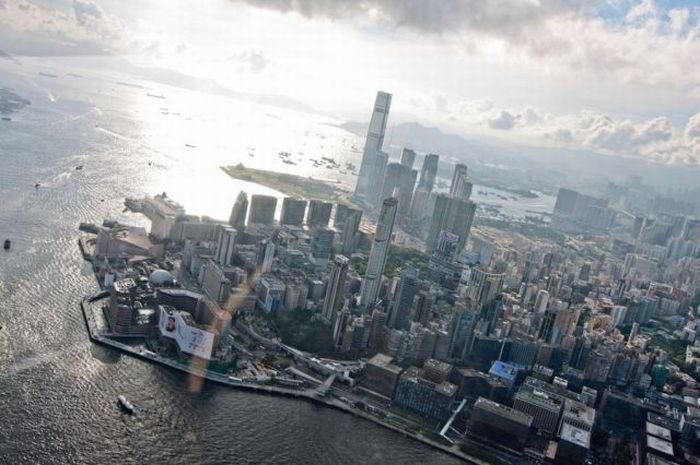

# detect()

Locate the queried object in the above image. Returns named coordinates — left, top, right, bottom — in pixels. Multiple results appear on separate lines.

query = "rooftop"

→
left=474, top=397, right=534, bottom=426
left=515, top=389, right=564, bottom=410
left=559, top=422, right=591, bottom=448
left=646, top=435, right=674, bottom=456
left=424, top=358, right=452, bottom=373
left=562, top=399, right=595, bottom=425
left=111, top=226, right=153, bottom=250
left=646, top=422, right=672, bottom=441
left=645, top=453, right=680, bottom=465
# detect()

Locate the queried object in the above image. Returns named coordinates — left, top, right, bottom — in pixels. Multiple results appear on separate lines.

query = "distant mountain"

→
left=130, top=65, right=318, bottom=114
left=337, top=120, right=700, bottom=193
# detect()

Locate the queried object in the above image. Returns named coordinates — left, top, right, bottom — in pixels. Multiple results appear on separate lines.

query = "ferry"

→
left=117, top=395, right=135, bottom=414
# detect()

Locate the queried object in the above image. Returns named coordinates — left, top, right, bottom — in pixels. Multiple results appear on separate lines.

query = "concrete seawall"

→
left=81, top=298, right=486, bottom=464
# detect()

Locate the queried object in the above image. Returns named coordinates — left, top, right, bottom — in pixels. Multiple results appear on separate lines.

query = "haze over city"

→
left=2, top=1, right=700, bottom=465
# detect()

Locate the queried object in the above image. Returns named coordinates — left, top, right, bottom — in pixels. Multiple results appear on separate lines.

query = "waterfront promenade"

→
left=80, top=296, right=487, bottom=464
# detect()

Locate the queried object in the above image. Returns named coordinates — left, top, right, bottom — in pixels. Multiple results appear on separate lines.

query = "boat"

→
left=1, top=117, right=10, bottom=122
left=146, top=93, right=166, bottom=99
left=185, top=143, right=196, bottom=148
left=3, top=239, right=10, bottom=250
left=34, top=183, right=40, bottom=188
left=75, top=165, right=83, bottom=170
left=117, top=395, right=135, bottom=414
left=248, top=153, right=255, bottom=157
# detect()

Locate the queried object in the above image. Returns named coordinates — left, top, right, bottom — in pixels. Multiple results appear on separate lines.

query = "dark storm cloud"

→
left=237, top=0, right=591, bottom=44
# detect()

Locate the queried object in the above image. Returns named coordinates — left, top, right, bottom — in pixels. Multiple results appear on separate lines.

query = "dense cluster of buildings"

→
left=86, top=90, right=700, bottom=464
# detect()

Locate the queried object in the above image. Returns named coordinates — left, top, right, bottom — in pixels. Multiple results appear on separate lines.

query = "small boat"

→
left=75, top=165, right=83, bottom=170
left=1, top=117, right=10, bottom=122
left=146, top=93, right=166, bottom=99
left=248, top=153, right=255, bottom=157
left=34, top=183, right=40, bottom=188
left=3, top=239, right=10, bottom=250
left=185, top=143, right=196, bottom=148
left=117, top=395, right=135, bottom=414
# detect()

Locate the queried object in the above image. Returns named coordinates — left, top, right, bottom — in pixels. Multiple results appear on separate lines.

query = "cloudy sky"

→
left=1, top=0, right=699, bottom=165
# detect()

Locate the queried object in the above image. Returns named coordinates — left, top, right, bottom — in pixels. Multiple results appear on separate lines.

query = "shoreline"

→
left=80, top=297, right=484, bottom=464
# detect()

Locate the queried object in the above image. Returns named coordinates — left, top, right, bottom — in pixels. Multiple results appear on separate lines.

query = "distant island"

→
left=0, top=88, right=30, bottom=115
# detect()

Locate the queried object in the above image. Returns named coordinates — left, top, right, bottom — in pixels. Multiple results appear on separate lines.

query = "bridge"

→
left=439, top=399, right=467, bottom=443
left=314, top=374, right=336, bottom=397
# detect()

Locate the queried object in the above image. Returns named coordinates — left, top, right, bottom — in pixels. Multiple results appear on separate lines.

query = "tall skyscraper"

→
left=479, top=294, right=504, bottom=336
left=334, top=204, right=361, bottom=230
left=534, top=289, right=550, bottom=313
left=307, top=200, right=333, bottom=227
left=322, top=255, right=349, bottom=321
left=388, top=267, right=418, bottom=330
left=311, top=227, right=334, bottom=267
left=341, top=212, right=361, bottom=254
left=426, top=194, right=476, bottom=253
left=400, top=148, right=416, bottom=169
left=360, top=197, right=398, bottom=306
left=413, top=290, right=433, bottom=326
left=256, top=239, right=275, bottom=273
left=449, top=164, right=468, bottom=198
left=467, top=268, right=505, bottom=311
left=355, top=91, right=392, bottom=198
left=417, top=154, right=439, bottom=193
left=229, top=191, right=248, bottom=231
left=215, top=226, right=237, bottom=266
left=380, top=163, right=417, bottom=219
left=248, top=195, right=277, bottom=225
left=280, top=198, right=307, bottom=226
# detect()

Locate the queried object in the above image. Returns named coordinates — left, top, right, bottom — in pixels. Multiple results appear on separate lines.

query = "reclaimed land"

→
left=221, top=164, right=350, bottom=203
left=80, top=296, right=484, bottom=464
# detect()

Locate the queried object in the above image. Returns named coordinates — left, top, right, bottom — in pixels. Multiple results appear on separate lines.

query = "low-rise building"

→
left=361, top=353, right=403, bottom=399
left=470, top=397, right=533, bottom=451
left=393, top=367, right=458, bottom=422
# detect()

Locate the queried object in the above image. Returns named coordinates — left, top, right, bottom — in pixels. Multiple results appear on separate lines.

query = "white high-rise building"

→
left=534, top=289, right=549, bottom=313
left=360, top=197, right=398, bottom=307
left=355, top=91, right=392, bottom=198
left=215, top=226, right=237, bottom=266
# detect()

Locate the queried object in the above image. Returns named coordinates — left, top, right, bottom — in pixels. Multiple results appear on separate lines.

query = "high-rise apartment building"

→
left=280, top=198, right=307, bottom=226
left=426, top=193, right=476, bottom=253
left=306, top=200, right=333, bottom=227
left=400, top=148, right=416, bottom=169
left=229, top=191, right=248, bottom=231
left=248, top=195, right=277, bottom=226
left=380, top=163, right=417, bottom=219
left=214, top=226, right=237, bottom=266
left=449, top=163, right=471, bottom=200
left=417, top=154, right=439, bottom=193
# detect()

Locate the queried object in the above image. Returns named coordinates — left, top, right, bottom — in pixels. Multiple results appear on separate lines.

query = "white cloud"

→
left=0, top=0, right=127, bottom=54
left=228, top=48, right=269, bottom=72
left=488, top=111, right=516, bottom=130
